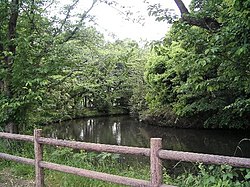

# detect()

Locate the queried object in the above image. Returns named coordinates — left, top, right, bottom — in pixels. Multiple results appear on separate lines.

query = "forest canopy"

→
left=0, top=0, right=249, bottom=132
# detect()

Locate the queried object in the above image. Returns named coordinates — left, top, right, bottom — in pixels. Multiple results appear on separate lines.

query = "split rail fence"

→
left=0, top=129, right=250, bottom=187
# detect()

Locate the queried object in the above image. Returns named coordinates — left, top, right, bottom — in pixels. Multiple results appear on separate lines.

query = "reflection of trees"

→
left=43, top=116, right=250, bottom=158
left=112, top=122, right=121, bottom=145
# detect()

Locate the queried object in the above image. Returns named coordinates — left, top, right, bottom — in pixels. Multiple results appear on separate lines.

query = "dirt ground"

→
left=0, top=169, right=34, bottom=187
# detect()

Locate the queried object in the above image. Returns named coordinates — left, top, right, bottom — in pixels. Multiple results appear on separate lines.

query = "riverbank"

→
left=139, top=107, right=203, bottom=129
left=140, top=107, right=250, bottom=129
left=37, top=107, right=129, bottom=126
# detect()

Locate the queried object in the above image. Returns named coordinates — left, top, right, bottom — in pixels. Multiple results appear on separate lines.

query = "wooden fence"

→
left=0, top=129, right=250, bottom=187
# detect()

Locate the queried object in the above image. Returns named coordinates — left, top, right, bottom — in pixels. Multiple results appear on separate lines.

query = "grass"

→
left=42, top=146, right=151, bottom=187
left=0, top=140, right=153, bottom=187
left=1, top=139, right=250, bottom=187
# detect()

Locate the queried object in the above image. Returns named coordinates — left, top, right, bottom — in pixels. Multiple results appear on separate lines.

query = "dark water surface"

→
left=43, top=115, right=250, bottom=158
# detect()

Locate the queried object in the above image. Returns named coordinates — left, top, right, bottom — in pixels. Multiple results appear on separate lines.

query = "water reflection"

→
left=43, top=116, right=250, bottom=158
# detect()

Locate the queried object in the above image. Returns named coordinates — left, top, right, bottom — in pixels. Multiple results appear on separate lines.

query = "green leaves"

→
left=235, top=46, right=248, bottom=56
left=245, top=170, right=250, bottom=180
left=145, top=0, right=250, bottom=128
left=175, top=164, right=250, bottom=187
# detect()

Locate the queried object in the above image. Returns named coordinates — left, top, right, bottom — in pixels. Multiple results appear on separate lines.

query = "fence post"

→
left=150, top=138, right=163, bottom=187
left=34, top=129, right=44, bottom=187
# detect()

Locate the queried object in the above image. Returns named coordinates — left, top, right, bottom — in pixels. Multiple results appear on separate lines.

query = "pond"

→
left=43, top=115, right=250, bottom=158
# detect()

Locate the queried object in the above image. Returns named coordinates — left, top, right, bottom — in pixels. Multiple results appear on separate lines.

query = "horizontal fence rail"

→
left=0, top=132, right=33, bottom=142
left=0, top=153, right=35, bottom=165
left=40, top=161, right=158, bottom=187
left=38, top=137, right=151, bottom=156
left=0, top=129, right=250, bottom=187
left=158, top=150, right=250, bottom=168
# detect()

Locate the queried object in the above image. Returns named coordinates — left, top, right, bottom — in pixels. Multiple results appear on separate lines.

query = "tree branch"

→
left=53, top=0, right=80, bottom=37
left=63, top=0, right=97, bottom=43
left=181, top=16, right=221, bottom=31
left=19, top=4, right=43, bottom=37
left=174, top=0, right=189, bottom=15
left=174, top=0, right=221, bottom=31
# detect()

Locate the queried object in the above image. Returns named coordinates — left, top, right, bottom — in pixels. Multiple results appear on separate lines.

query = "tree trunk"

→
left=4, top=0, right=19, bottom=133
left=0, top=38, right=4, bottom=93
left=4, top=0, right=19, bottom=96
left=5, top=122, right=19, bottom=133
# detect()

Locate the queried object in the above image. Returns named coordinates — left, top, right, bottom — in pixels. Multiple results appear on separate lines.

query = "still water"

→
left=43, top=115, right=250, bottom=158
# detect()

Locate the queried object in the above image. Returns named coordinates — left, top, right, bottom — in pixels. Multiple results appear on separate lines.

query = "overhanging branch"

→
left=174, top=0, right=221, bottom=31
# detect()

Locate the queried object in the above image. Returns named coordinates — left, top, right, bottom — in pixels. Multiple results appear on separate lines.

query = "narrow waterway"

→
left=43, top=115, right=250, bottom=158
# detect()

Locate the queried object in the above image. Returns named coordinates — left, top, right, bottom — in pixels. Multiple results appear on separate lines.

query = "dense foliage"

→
left=0, top=0, right=148, bottom=132
left=145, top=0, right=250, bottom=128
left=1, top=0, right=250, bottom=132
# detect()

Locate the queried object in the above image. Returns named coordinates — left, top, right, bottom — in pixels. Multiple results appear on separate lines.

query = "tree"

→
left=0, top=0, right=148, bottom=131
left=145, top=0, right=250, bottom=128
left=0, top=0, right=20, bottom=132
left=67, top=38, right=146, bottom=115
left=0, top=0, right=97, bottom=132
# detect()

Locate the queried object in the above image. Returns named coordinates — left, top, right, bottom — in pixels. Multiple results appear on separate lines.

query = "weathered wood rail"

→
left=0, top=129, right=250, bottom=187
